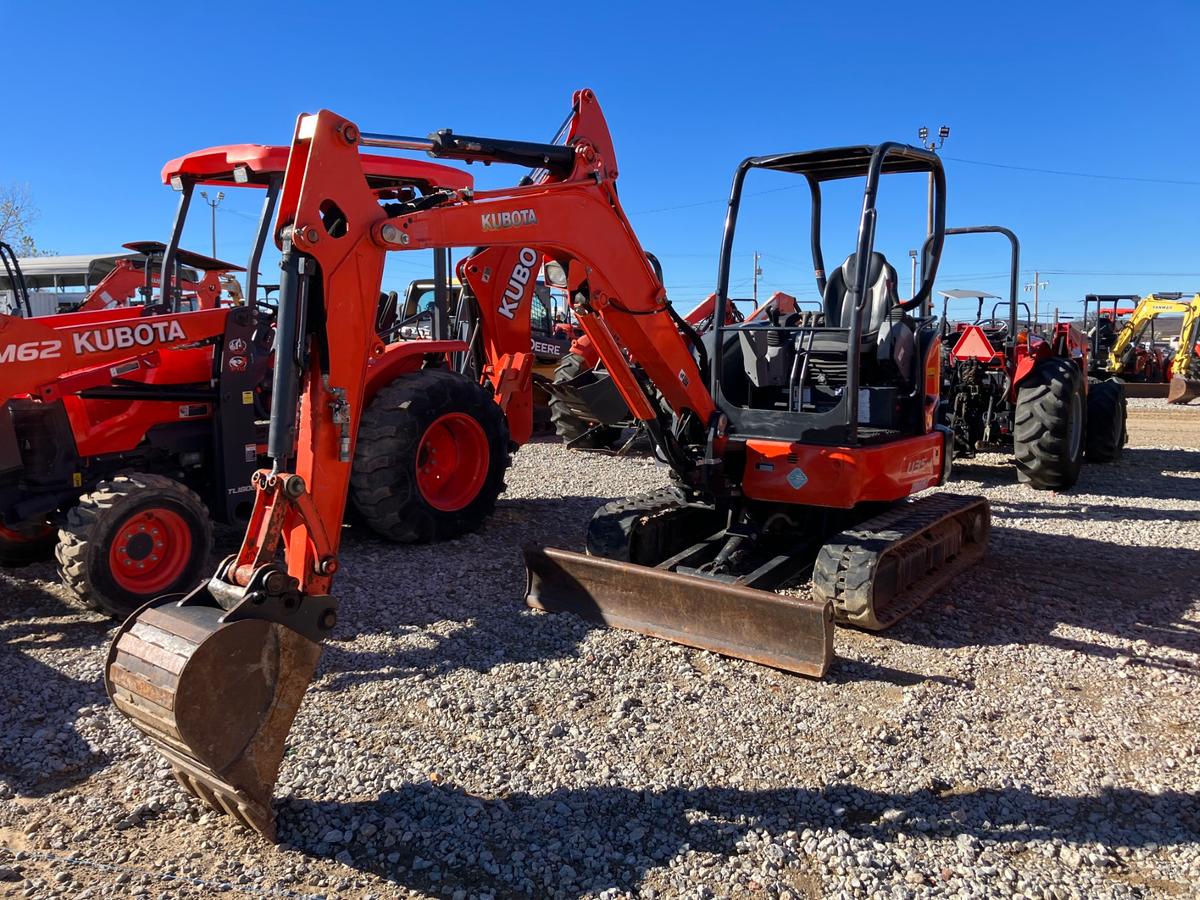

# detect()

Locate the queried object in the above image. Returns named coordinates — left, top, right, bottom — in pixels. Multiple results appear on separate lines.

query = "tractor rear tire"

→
left=550, top=352, right=623, bottom=450
left=56, top=474, right=213, bottom=618
left=350, top=368, right=510, bottom=544
left=1085, top=377, right=1127, bottom=463
left=1013, top=357, right=1086, bottom=490
left=0, top=520, right=56, bottom=568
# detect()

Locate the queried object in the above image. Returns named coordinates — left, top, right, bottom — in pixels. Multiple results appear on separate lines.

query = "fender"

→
left=363, top=339, right=468, bottom=404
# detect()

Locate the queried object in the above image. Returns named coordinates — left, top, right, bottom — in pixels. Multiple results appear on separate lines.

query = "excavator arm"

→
left=1105, top=294, right=1190, bottom=376
left=104, top=89, right=720, bottom=840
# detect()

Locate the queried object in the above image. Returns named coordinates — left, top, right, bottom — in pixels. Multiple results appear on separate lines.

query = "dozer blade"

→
left=524, top=547, right=834, bottom=677
left=105, top=602, right=322, bottom=841
left=814, top=493, right=990, bottom=631
left=1168, top=375, right=1200, bottom=404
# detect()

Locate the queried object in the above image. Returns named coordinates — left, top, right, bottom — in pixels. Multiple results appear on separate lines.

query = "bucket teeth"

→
left=813, top=493, right=990, bottom=630
left=105, top=601, right=322, bottom=841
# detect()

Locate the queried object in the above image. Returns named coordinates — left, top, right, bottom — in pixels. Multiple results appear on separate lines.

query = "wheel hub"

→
left=109, top=508, right=193, bottom=595
left=414, top=412, right=489, bottom=513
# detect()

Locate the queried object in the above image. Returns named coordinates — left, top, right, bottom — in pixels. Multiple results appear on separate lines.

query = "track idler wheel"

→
left=1168, top=375, right=1200, bottom=405
left=105, top=600, right=322, bottom=840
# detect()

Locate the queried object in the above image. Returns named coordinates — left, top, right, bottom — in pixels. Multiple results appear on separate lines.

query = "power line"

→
left=942, top=156, right=1200, bottom=187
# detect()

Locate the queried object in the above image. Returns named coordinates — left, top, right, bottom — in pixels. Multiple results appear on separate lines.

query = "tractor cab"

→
left=709, top=144, right=946, bottom=445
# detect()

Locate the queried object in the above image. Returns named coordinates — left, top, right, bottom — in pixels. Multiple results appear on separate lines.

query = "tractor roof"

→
left=940, top=289, right=1000, bottom=300
left=161, top=144, right=474, bottom=193
left=121, top=241, right=245, bottom=272
left=749, top=144, right=938, bottom=181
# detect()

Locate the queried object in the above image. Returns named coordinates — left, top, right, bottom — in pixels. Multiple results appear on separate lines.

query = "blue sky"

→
left=4, top=0, right=1198, bottom=324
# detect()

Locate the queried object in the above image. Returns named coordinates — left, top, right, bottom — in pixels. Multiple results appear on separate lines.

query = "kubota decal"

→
left=498, top=248, right=539, bottom=321
left=0, top=339, right=62, bottom=363
left=71, top=320, right=187, bottom=354
left=481, top=209, right=538, bottom=232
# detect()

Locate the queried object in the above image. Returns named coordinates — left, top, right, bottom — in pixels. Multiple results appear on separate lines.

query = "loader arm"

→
left=75, top=260, right=225, bottom=312
left=0, top=305, right=233, bottom=399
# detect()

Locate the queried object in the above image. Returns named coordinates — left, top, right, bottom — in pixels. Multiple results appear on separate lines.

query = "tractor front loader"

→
left=0, top=144, right=507, bottom=616
left=105, top=89, right=989, bottom=840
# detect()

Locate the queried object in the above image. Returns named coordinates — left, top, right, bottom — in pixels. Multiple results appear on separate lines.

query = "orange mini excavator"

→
left=106, top=90, right=988, bottom=839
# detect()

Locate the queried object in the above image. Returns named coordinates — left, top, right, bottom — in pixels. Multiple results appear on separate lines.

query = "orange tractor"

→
left=104, top=89, right=988, bottom=839
left=0, top=145, right=534, bottom=615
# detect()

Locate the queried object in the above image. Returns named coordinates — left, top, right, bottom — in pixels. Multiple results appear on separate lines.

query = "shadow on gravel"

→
left=318, top=495, right=612, bottom=692
left=890, top=526, right=1200, bottom=667
left=0, top=579, right=112, bottom=797
left=951, top=448, right=1200, bottom=502
left=281, top=780, right=1200, bottom=897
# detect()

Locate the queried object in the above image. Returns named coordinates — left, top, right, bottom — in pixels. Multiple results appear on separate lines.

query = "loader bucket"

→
left=105, top=601, right=322, bottom=841
left=524, top=547, right=834, bottom=677
left=1167, top=375, right=1200, bottom=404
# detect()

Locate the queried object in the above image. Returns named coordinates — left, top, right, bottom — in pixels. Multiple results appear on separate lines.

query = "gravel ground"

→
left=1, top=402, right=1198, bottom=899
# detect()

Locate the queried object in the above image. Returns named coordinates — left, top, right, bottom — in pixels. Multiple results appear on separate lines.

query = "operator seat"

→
left=822, top=252, right=897, bottom=339
left=817, top=251, right=914, bottom=383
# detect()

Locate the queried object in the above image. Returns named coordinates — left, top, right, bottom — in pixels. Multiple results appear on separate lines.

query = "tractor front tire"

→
left=56, top=474, right=213, bottom=618
left=350, top=368, right=510, bottom=544
left=1013, top=357, right=1086, bottom=490
left=1085, top=377, right=1127, bottom=463
left=550, top=352, right=623, bottom=450
left=0, top=520, right=56, bottom=568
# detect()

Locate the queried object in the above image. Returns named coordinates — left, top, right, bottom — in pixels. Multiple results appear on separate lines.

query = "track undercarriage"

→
left=525, top=487, right=990, bottom=676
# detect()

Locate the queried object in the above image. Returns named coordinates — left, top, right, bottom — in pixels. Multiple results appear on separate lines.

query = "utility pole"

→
left=200, top=190, right=225, bottom=259
left=908, top=249, right=918, bottom=299
left=753, top=251, right=762, bottom=304
left=1024, top=272, right=1048, bottom=331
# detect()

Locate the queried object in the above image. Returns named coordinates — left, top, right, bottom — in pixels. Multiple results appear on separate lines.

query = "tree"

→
left=0, top=183, right=52, bottom=256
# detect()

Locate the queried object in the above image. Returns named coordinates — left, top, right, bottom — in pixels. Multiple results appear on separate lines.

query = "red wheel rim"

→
left=415, top=412, right=489, bottom=512
left=108, top=508, right=193, bottom=595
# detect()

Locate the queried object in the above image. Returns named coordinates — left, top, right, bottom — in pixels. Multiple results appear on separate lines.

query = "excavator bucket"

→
left=524, top=547, right=834, bottom=677
left=105, top=602, right=321, bottom=841
left=1168, top=375, right=1200, bottom=404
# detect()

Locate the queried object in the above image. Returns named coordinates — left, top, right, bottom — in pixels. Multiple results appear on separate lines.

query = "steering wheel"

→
left=975, top=318, right=1010, bottom=336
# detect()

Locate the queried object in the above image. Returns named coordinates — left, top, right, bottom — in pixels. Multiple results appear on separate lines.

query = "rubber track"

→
left=813, top=493, right=990, bottom=631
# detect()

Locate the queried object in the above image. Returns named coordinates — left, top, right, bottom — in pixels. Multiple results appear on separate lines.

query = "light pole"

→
left=917, top=125, right=950, bottom=238
left=752, top=251, right=762, bottom=303
left=908, top=249, right=918, bottom=299
left=1024, top=272, right=1048, bottom=332
left=199, top=190, right=225, bottom=258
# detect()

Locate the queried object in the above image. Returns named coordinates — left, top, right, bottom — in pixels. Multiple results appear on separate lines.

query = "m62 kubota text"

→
left=105, top=89, right=989, bottom=840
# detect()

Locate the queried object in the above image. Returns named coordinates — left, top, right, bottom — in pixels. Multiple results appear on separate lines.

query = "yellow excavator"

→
left=1168, top=295, right=1200, bottom=403
left=1087, top=292, right=1200, bottom=403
